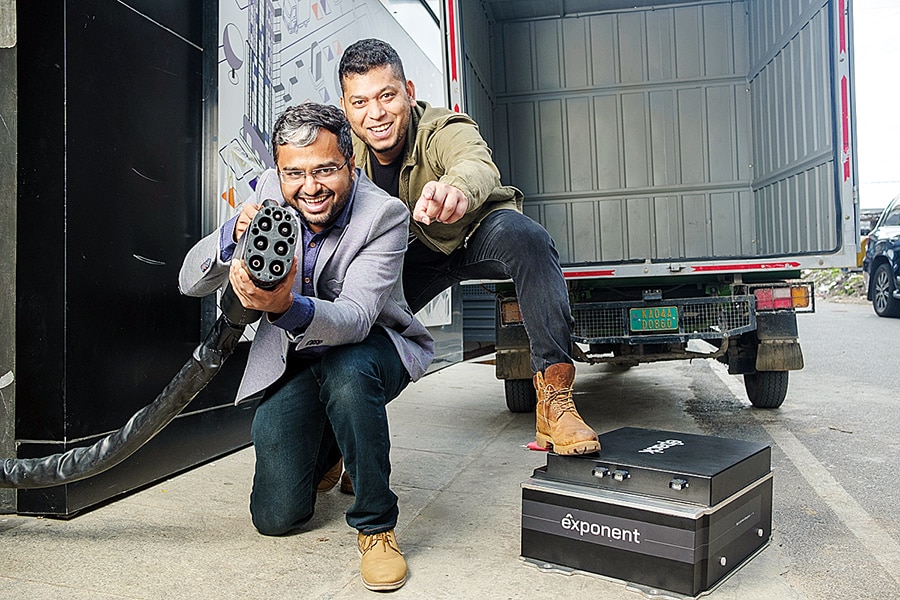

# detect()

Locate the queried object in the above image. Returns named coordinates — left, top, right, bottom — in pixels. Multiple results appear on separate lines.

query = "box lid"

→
left=533, top=427, right=770, bottom=506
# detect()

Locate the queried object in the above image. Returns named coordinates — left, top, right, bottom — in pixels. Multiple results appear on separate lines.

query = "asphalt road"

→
left=765, top=298, right=900, bottom=598
left=638, top=298, right=900, bottom=599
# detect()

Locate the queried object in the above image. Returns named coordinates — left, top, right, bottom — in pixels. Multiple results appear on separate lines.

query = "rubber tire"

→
left=744, top=371, right=789, bottom=409
left=872, top=263, right=900, bottom=317
left=505, top=378, right=537, bottom=413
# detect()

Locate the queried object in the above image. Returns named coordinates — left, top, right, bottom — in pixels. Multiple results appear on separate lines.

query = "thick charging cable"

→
left=1, top=201, right=297, bottom=489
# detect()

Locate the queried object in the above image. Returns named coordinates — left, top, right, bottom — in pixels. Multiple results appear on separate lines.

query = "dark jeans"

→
left=404, top=209, right=574, bottom=372
left=249, top=328, right=409, bottom=536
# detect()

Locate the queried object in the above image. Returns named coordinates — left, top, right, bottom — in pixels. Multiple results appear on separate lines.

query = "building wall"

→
left=0, top=0, right=16, bottom=513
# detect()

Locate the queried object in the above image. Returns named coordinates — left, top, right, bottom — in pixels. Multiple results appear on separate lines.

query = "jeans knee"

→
left=251, top=504, right=312, bottom=536
left=252, top=516, right=286, bottom=537
left=483, top=212, right=554, bottom=256
left=319, top=348, right=382, bottom=398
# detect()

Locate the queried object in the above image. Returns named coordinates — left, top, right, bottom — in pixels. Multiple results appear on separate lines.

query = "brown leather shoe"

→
left=534, top=363, right=600, bottom=455
left=358, top=529, right=407, bottom=591
left=340, top=470, right=354, bottom=495
left=316, top=458, right=342, bottom=493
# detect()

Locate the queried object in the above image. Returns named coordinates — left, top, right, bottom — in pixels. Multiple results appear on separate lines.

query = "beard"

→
left=362, top=118, right=409, bottom=163
left=290, top=186, right=351, bottom=230
left=369, top=132, right=404, bottom=157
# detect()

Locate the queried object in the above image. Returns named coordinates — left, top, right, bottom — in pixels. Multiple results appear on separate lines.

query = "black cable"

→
left=0, top=300, right=252, bottom=489
left=1, top=201, right=297, bottom=489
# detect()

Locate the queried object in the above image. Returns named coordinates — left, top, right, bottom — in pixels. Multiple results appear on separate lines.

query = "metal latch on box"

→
left=669, top=478, right=690, bottom=491
left=593, top=467, right=631, bottom=482
left=612, top=469, right=630, bottom=482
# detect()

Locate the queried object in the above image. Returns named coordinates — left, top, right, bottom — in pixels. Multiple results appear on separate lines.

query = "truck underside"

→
left=451, top=0, right=855, bottom=413
left=494, top=275, right=812, bottom=412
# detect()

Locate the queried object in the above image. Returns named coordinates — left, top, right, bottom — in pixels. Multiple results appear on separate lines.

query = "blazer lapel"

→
left=312, top=225, right=347, bottom=290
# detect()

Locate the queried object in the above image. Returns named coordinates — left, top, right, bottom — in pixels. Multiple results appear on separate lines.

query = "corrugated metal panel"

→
left=486, top=3, right=759, bottom=265
left=461, top=284, right=497, bottom=343
left=460, top=0, right=496, bottom=147
left=484, top=0, right=701, bottom=23
left=461, top=0, right=843, bottom=267
left=748, top=0, right=838, bottom=255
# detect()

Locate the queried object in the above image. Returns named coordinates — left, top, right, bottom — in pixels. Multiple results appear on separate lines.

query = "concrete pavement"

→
left=0, top=357, right=805, bottom=599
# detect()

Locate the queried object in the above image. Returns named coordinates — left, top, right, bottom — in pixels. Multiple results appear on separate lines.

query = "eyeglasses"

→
left=278, top=159, right=349, bottom=184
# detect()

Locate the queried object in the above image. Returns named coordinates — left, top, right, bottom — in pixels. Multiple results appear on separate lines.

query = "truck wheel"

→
left=743, top=371, right=788, bottom=408
left=505, top=379, right=537, bottom=413
left=872, top=263, right=900, bottom=317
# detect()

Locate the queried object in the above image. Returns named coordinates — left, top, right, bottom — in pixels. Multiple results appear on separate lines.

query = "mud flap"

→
left=754, top=311, right=804, bottom=371
left=494, top=293, right=533, bottom=381
left=755, top=339, right=804, bottom=371
left=496, top=348, right=533, bottom=380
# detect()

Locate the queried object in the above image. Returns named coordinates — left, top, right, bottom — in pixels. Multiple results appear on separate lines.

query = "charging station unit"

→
left=522, top=428, right=772, bottom=597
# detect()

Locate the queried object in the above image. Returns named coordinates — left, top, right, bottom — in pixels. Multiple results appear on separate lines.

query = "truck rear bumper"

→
left=570, top=295, right=757, bottom=346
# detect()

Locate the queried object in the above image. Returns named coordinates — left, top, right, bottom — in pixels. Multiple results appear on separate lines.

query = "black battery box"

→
left=521, top=427, right=772, bottom=597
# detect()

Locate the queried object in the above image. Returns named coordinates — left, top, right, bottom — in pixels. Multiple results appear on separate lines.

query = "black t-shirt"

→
left=368, top=149, right=402, bottom=198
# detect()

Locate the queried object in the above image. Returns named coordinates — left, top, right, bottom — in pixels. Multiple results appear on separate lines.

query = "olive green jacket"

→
left=352, top=101, right=523, bottom=254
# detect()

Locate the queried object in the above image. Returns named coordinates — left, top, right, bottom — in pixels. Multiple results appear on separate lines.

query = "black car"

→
left=863, top=195, right=900, bottom=317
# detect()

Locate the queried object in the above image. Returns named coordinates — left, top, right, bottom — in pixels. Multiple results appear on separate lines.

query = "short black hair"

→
left=339, top=38, right=406, bottom=91
left=271, top=102, right=353, bottom=162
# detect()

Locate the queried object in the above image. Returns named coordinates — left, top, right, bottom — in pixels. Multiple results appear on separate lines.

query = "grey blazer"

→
left=178, top=168, right=434, bottom=405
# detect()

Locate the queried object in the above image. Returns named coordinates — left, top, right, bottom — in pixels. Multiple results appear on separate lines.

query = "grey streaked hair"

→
left=271, top=102, right=353, bottom=162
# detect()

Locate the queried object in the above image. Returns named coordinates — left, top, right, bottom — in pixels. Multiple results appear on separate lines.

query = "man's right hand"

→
left=233, top=203, right=262, bottom=242
left=412, top=181, right=469, bottom=225
left=228, top=257, right=297, bottom=316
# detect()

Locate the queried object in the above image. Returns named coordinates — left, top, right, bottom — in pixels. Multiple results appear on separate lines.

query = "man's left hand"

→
left=412, top=181, right=469, bottom=225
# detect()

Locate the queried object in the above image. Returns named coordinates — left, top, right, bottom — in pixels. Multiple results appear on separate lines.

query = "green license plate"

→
left=629, top=306, right=679, bottom=332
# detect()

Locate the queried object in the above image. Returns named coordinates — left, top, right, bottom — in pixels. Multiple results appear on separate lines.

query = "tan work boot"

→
left=316, top=458, right=342, bottom=493
left=358, top=529, right=407, bottom=591
left=534, top=363, right=600, bottom=455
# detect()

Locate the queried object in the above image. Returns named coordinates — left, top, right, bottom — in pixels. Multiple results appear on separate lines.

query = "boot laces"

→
left=360, top=531, right=403, bottom=556
left=546, top=384, right=577, bottom=418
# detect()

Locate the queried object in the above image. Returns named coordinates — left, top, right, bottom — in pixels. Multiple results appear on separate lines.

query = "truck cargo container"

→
left=442, top=0, right=858, bottom=410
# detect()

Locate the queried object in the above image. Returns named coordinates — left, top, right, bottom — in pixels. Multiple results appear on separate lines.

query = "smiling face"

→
left=276, top=129, right=355, bottom=232
left=340, top=64, right=417, bottom=165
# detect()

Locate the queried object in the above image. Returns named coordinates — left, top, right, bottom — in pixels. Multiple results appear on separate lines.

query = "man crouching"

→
left=178, top=102, right=433, bottom=591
